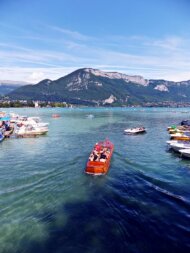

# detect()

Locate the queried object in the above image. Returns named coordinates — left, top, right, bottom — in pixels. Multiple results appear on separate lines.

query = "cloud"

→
left=0, top=62, right=189, bottom=84
left=48, top=25, right=93, bottom=41
left=0, top=67, right=79, bottom=83
left=1, top=24, right=190, bottom=82
left=149, top=36, right=184, bottom=50
left=28, top=71, right=45, bottom=83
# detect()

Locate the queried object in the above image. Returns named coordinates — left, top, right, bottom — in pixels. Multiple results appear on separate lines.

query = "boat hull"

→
left=0, top=136, right=4, bottom=142
left=16, top=131, right=48, bottom=138
left=179, top=149, right=190, bottom=158
left=170, top=136, right=190, bottom=141
left=170, top=144, right=190, bottom=152
left=124, top=128, right=146, bottom=135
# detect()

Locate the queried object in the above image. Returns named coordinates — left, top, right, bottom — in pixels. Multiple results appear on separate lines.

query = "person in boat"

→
left=94, top=151, right=101, bottom=161
left=89, top=151, right=96, bottom=161
left=89, top=150, right=99, bottom=161
left=100, top=152, right=107, bottom=162
left=95, top=144, right=101, bottom=152
left=4, top=121, right=11, bottom=131
left=89, top=153, right=94, bottom=161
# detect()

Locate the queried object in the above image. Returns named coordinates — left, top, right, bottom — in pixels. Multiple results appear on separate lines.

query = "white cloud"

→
left=48, top=25, right=93, bottom=41
left=0, top=67, right=78, bottom=83
left=28, top=72, right=45, bottom=83
left=149, top=36, right=184, bottom=50
left=1, top=25, right=190, bottom=82
left=0, top=64, right=189, bottom=84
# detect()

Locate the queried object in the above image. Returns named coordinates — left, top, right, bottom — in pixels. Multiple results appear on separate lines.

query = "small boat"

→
left=52, top=114, right=61, bottom=118
left=85, top=139, right=114, bottom=175
left=86, top=114, right=94, bottom=119
left=170, top=133, right=190, bottom=141
left=169, top=129, right=183, bottom=134
left=170, top=143, right=190, bottom=152
left=124, top=127, right=146, bottom=135
left=179, top=149, right=190, bottom=158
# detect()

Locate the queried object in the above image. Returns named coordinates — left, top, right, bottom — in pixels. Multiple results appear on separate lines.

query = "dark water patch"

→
left=13, top=184, right=190, bottom=253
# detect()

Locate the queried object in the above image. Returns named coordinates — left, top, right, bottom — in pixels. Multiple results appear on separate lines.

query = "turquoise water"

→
left=0, top=107, right=190, bottom=253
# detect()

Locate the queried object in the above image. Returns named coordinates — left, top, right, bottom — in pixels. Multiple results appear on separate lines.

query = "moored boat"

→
left=169, top=129, right=183, bottom=134
left=167, top=125, right=177, bottom=131
left=170, top=143, right=190, bottom=152
left=170, top=133, right=190, bottom=141
left=15, top=125, right=48, bottom=138
left=85, top=139, right=114, bottom=175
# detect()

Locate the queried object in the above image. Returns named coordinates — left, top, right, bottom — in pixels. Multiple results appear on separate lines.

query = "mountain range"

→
left=0, top=80, right=29, bottom=95
left=6, top=68, right=190, bottom=106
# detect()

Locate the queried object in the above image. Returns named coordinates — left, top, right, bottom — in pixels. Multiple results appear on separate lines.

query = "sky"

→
left=0, top=0, right=190, bottom=83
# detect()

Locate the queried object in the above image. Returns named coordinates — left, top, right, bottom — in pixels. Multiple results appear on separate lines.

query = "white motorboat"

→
left=15, top=116, right=48, bottom=128
left=170, top=143, right=190, bottom=152
left=15, top=124, right=48, bottom=137
left=124, top=127, right=146, bottom=135
left=179, top=149, right=190, bottom=158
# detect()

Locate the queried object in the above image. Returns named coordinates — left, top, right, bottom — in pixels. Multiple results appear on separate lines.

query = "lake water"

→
left=0, top=107, right=190, bottom=253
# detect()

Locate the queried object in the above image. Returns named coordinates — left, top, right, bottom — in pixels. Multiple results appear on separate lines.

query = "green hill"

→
left=8, top=68, right=190, bottom=106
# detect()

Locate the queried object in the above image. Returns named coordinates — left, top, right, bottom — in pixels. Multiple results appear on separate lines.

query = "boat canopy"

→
left=0, top=117, right=10, bottom=121
left=181, top=120, right=190, bottom=126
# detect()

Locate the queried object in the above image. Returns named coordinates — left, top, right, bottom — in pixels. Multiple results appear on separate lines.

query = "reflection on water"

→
left=0, top=107, right=190, bottom=253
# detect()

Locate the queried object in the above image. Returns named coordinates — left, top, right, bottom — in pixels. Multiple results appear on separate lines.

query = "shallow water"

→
left=0, top=107, right=190, bottom=253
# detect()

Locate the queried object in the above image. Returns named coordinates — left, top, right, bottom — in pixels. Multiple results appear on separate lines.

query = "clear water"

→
left=0, top=107, right=190, bottom=253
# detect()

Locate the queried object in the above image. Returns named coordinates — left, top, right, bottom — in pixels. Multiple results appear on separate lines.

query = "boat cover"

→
left=181, top=120, right=190, bottom=126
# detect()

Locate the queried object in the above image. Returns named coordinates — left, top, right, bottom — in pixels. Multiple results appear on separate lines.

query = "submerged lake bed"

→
left=0, top=107, right=190, bottom=253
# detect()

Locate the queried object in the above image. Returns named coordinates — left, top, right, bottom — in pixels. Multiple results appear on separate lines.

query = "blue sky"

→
left=0, top=0, right=190, bottom=83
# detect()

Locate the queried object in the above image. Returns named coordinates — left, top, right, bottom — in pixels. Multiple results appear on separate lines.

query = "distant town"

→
left=1, top=99, right=190, bottom=108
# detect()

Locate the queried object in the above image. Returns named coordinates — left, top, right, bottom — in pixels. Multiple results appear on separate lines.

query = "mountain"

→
left=0, top=80, right=28, bottom=95
left=7, top=68, right=190, bottom=106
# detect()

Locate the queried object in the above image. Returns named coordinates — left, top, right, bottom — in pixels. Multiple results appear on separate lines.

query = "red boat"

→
left=85, top=139, right=114, bottom=175
left=52, top=114, right=61, bottom=118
